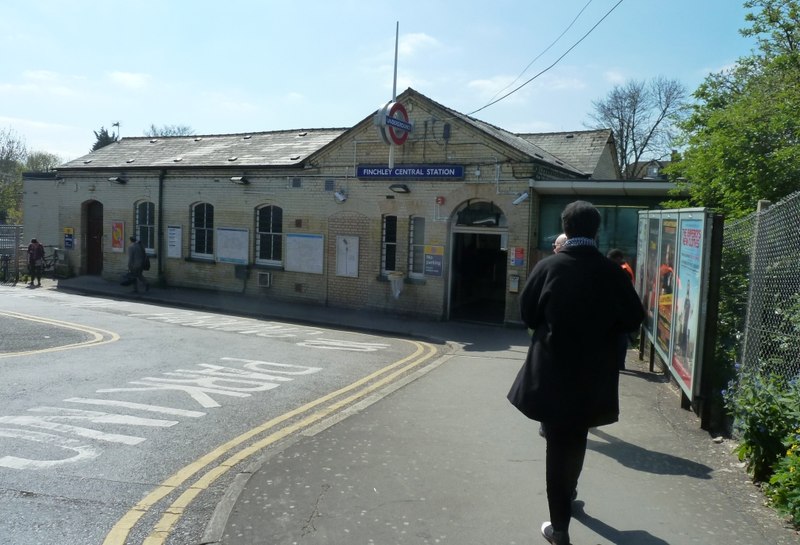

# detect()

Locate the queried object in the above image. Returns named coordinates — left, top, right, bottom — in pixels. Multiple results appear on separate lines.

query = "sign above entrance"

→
left=357, top=164, right=465, bottom=180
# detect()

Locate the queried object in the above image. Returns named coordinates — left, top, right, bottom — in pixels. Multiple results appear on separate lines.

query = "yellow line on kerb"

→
left=103, top=340, right=438, bottom=545
left=0, top=310, right=120, bottom=358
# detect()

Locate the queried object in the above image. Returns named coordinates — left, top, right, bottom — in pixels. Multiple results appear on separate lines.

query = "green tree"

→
left=91, top=126, right=118, bottom=151
left=0, top=128, right=27, bottom=224
left=143, top=124, right=194, bottom=137
left=26, top=150, right=62, bottom=172
left=588, top=77, right=687, bottom=179
left=672, top=0, right=800, bottom=218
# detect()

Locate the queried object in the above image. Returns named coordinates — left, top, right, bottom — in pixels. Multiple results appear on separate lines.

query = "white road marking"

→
left=0, top=416, right=145, bottom=445
left=296, top=338, right=391, bottom=351
left=64, top=398, right=206, bottom=417
left=0, top=427, right=99, bottom=469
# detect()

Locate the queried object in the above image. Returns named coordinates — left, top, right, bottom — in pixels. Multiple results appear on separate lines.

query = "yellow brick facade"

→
left=23, top=89, right=613, bottom=325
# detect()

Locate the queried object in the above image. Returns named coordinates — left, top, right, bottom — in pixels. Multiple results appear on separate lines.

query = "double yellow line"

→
left=104, top=339, right=439, bottom=545
left=0, top=310, right=119, bottom=358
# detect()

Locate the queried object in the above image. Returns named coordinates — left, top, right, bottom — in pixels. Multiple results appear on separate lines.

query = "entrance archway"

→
left=449, top=201, right=508, bottom=323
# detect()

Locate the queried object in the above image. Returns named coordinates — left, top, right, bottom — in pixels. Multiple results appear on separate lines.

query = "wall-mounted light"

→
left=334, top=190, right=348, bottom=203
left=389, top=183, right=411, bottom=194
left=512, top=191, right=530, bottom=205
left=475, top=165, right=481, bottom=177
left=230, top=176, right=249, bottom=185
left=108, top=176, right=127, bottom=184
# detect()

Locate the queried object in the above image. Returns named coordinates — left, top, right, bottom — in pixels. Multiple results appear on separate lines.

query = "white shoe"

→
left=541, top=521, right=571, bottom=545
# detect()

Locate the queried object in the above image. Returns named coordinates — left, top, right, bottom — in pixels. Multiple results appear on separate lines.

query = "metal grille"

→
left=725, top=191, right=800, bottom=380
left=0, top=224, right=23, bottom=284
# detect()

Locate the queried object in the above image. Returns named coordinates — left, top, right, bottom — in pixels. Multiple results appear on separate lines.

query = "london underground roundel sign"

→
left=375, top=101, right=413, bottom=146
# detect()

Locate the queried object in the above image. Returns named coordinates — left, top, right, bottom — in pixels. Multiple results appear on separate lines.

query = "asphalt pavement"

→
left=49, top=276, right=800, bottom=545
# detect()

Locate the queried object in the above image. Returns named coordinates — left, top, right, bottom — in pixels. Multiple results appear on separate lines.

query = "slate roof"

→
left=58, top=129, right=347, bottom=171
left=518, top=130, right=614, bottom=177
left=408, top=89, right=585, bottom=177
left=56, top=89, right=611, bottom=179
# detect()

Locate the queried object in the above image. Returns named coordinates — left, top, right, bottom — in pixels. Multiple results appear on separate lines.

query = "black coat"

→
left=508, top=245, right=645, bottom=427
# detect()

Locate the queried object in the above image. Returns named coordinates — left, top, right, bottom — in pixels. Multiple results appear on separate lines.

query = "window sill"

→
left=253, top=263, right=284, bottom=271
left=185, top=256, right=215, bottom=264
left=376, top=274, right=426, bottom=285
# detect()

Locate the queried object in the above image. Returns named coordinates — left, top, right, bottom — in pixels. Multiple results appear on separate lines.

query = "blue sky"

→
left=1, top=0, right=757, bottom=162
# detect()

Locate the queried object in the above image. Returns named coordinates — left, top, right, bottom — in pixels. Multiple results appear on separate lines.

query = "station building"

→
left=23, top=88, right=673, bottom=325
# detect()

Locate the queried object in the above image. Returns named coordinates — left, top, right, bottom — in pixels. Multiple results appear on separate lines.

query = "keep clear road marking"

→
left=0, top=310, right=120, bottom=358
left=103, top=339, right=439, bottom=545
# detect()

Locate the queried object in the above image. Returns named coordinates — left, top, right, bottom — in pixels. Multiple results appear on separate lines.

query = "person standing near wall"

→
left=27, top=238, right=45, bottom=287
left=608, top=248, right=637, bottom=369
left=552, top=233, right=567, bottom=254
left=127, top=236, right=150, bottom=293
left=607, top=248, right=634, bottom=283
left=508, top=201, right=644, bottom=545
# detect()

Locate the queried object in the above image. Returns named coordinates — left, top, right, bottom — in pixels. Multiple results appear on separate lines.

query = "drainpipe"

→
left=157, top=169, right=166, bottom=285
left=526, top=179, right=535, bottom=275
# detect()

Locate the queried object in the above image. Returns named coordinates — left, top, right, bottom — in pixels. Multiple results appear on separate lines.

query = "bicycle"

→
left=41, top=247, right=60, bottom=277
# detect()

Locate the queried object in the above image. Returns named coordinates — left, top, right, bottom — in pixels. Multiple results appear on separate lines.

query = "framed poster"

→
left=335, top=235, right=359, bottom=277
left=671, top=214, right=705, bottom=396
left=285, top=233, right=324, bottom=274
left=167, top=225, right=182, bottom=258
left=216, top=228, right=249, bottom=264
left=655, top=216, right=678, bottom=360
left=111, top=221, right=124, bottom=253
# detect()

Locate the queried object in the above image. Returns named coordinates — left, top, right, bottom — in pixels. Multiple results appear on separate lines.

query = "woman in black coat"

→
left=508, top=201, right=644, bottom=545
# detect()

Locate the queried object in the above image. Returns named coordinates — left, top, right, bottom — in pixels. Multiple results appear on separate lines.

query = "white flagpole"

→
left=389, top=21, right=399, bottom=169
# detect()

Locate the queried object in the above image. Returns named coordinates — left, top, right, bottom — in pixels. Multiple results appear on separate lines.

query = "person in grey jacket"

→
left=127, top=236, right=149, bottom=293
left=508, top=201, right=644, bottom=545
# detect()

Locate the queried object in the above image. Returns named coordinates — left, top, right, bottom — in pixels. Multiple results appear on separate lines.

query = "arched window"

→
left=191, top=202, right=214, bottom=258
left=135, top=201, right=156, bottom=253
left=255, top=205, right=283, bottom=265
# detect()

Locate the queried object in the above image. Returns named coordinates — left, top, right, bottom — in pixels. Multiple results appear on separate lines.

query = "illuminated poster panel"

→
left=655, top=217, right=678, bottom=359
left=642, top=216, right=661, bottom=341
left=671, top=215, right=705, bottom=395
left=636, top=208, right=717, bottom=401
left=635, top=216, right=649, bottom=313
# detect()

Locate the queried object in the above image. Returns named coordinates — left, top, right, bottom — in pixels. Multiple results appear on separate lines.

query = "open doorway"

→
left=84, top=201, right=103, bottom=275
left=450, top=232, right=507, bottom=323
left=449, top=201, right=509, bottom=324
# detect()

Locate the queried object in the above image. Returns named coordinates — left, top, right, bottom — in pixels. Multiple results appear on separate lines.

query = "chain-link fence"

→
left=0, top=224, right=24, bottom=284
left=723, top=191, right=800, bottom=380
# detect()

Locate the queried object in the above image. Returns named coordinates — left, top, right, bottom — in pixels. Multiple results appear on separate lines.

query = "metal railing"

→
left=0, top=224, right=23, bottom=284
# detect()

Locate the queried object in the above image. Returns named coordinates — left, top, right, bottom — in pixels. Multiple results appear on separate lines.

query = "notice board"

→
left=286, top=233, right=324, bottom=274
left=216, top=227, right=249, bottom=264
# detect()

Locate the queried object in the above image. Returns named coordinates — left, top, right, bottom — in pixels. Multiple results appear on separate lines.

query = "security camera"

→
left=512, top=191, right=529, bottom=205
left=334, top=190, right=347, bottom=203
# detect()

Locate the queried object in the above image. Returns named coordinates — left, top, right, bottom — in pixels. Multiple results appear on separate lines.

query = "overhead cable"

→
left=467, top=0, right=625, bottom=117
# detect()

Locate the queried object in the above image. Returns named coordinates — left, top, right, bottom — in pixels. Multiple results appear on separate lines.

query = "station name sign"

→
left=357, top=164, right=465, bottom=180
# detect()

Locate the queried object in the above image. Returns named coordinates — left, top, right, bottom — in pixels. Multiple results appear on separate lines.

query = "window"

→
left=408, top=216, right=425, bottom=277
left=191, top=202, right=214, bottom=258
left=381, top=215, right=397, bottom=274
left=135, top=201, right=156, bottom=253
left=256, top=205, right=283, bottom=265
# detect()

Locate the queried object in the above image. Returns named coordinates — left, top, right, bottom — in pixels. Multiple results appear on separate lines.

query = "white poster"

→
left=216, top=227, right=249, bottom=264
left=285, top=233, right=324, bottom=274
left=167, top=225, right=182, bottom=258
left=336, top=236, right=359, bottom=277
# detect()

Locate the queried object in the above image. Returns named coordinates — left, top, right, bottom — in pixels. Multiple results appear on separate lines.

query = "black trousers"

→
left=542, top=422, right=589, bottom=533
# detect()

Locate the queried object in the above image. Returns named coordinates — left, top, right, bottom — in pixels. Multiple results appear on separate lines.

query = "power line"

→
left=485, top=0, right=596, bottom=105
left=467, top=0, right=625, bottom=117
